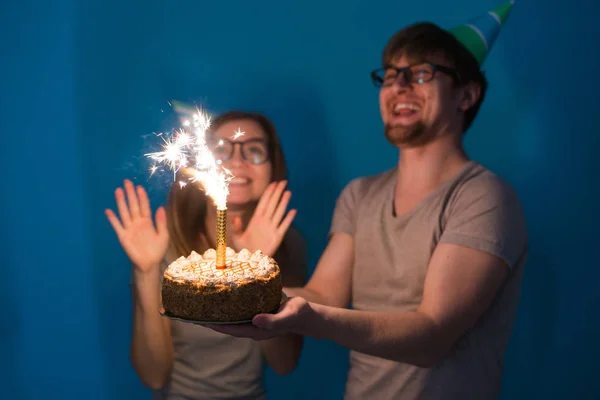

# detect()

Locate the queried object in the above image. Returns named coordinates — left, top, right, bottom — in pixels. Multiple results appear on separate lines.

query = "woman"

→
left=105, top=110, right=308, bottom=399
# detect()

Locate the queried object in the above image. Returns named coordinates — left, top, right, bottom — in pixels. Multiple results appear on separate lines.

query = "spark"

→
left=145, top=107, right=232, bottom=209
left=231, top=128, right=245, bottom=140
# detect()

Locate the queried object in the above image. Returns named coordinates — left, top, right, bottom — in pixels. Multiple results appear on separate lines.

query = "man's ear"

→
left=459, top=82, right=481, bottom=112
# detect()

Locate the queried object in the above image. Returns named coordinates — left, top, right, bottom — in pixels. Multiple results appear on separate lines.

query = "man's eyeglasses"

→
left=208, top=138, right=270, bottom=165
left=370, top=63, right=458, bottom=87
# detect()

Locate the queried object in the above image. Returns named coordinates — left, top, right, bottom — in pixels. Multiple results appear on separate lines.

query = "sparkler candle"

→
left=215, top=208, right=227, bottom=269
left=146, top=107, right=232, bottom=269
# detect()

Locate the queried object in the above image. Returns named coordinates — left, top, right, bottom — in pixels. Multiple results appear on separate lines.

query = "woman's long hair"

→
left=165, top=110, right=288, bottom=259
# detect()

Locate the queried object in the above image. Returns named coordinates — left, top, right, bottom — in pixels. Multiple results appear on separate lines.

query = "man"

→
left=208, top=2, right=527, bottom=399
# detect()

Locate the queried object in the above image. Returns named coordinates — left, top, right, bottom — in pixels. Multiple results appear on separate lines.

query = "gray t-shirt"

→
left=153, top=227, right=307, bottom=400
left=330, top=161, right=528, bottom=400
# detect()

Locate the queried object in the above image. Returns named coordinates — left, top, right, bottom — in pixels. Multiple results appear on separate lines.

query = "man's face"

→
left=378, top=55, right=462, bottom=148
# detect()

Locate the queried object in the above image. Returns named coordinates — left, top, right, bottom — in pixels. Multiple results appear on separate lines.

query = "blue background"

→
left=1, top=0, right=598, bottom=398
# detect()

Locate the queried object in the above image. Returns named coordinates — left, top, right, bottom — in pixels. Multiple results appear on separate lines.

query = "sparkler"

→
left=145, top=107, right=232, bottom=269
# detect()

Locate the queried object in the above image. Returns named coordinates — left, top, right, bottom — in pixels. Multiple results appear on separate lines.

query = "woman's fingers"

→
left=155, top=206, right=169, bottom=239
left=105, top=209, right=124, bottom=238
left=124, top=179, right=141, bottom=219
left=114, top=187, right=131, bottom=227
left=137, top=185, right=151, bottom=218
left=276, top=209, right=297, bottom=237
left=263, top=181, right=287, bottom=218
left=254, top=182, right=276, bottom=216
left=271, top=190, right=291, bottom=225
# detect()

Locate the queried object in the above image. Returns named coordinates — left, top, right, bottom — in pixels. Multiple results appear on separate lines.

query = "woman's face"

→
left=210, top=119, right=272, bottom=207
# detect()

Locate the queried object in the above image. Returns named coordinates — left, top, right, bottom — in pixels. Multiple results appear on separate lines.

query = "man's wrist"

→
left=303, top=302, right=329, bottom=340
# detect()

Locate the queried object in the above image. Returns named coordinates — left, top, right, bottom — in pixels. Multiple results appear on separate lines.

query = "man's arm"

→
left=285, top=243, right=508, bottom=367
left=284, top=232, right=354, bottom=308
left=208, top=177, right=523, bottom=368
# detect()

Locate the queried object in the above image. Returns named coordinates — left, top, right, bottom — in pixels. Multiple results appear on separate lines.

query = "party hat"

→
left=448, top=1, right=515, bottom=65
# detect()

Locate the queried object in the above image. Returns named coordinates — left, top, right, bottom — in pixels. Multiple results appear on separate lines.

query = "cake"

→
left=161, top=247, right=283, bottom=322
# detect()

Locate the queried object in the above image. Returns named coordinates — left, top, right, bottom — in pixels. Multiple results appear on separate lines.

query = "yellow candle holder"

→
left=216, top=208, right=227, bottom=269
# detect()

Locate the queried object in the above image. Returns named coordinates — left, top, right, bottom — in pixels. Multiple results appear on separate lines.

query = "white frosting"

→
left=164, top=247, right=278, bottom=285
left=203, top=249, right=216, bottom=259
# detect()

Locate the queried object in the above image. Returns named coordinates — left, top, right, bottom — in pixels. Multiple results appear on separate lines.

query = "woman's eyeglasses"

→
left=209, top=138, right=270, bottom=165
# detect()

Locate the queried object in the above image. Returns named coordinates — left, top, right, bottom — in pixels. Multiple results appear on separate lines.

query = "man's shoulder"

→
left=448, top=161, right=527, bottom=239
left=443, top=161, right=529, bottom=268
left=456, top=162, right=522, bottom=203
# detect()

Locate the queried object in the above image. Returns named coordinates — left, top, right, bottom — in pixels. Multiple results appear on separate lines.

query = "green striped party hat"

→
left=449, top=1, right=515, bottom=65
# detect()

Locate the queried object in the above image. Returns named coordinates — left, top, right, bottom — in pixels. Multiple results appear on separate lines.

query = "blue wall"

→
left=1, top=0, right=598, bottom=398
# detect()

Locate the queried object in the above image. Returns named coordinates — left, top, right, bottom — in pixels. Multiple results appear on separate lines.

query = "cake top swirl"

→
left=164, top=247, right=279, bottom=286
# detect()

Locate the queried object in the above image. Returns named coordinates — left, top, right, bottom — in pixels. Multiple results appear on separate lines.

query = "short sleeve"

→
left=274, top=226, right=308, bottom=287
left=329, top=178, right=367, bottom=237
left=440, top=175, right=528, bottom=269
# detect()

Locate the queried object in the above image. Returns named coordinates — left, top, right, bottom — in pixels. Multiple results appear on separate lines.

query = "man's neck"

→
left=395, top=134, right=469, bottom=197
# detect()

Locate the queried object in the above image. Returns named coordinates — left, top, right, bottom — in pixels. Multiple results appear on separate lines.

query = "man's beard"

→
left=384, top=121, right=436, bottom=147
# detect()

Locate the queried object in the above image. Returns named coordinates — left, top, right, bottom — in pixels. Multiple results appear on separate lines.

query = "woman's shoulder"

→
left=274, top=225, right=309, bottom=286
left=283, top=225, right=307, bottom=250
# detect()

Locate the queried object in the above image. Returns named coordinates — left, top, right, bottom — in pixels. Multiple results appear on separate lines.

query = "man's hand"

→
left=202, top=296, right=317, bottom=340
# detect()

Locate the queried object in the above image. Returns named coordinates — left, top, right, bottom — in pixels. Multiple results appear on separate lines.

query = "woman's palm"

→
left=105, top=180, right=169, bottom=272
left=231, top=181, right=296, bottom=257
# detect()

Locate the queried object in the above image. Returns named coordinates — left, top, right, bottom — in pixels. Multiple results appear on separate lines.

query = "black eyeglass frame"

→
left=209, top=137, right=271, bottom=165
left=370, top=63, right=459, bottom=87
